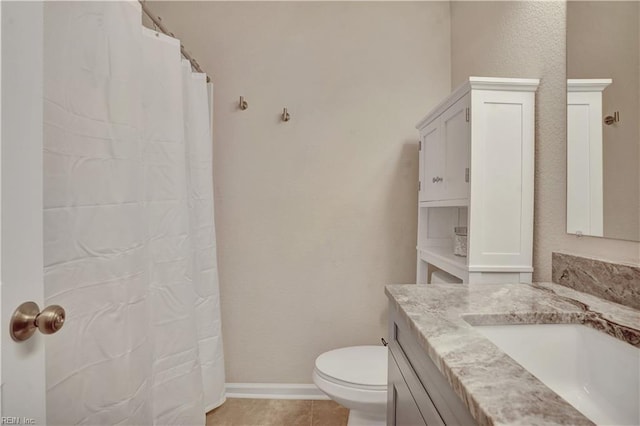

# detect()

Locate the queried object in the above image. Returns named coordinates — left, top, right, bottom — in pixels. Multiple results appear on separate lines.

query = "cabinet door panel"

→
left=388, top=353, right=427, bottom=426
left=441, top=94, right=470, bottom=200
left=468, top=89, right=534, bottom=269
left=394, top=319, right=476, bottom=426
left=421, top=120, right=443, bottom=201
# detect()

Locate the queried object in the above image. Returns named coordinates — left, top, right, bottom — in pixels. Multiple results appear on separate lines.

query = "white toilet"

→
left=312, top=346, right=388, bottom=426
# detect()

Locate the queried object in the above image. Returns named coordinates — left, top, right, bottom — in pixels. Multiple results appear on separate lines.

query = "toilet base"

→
left=347, top=409, right=386, bottom=426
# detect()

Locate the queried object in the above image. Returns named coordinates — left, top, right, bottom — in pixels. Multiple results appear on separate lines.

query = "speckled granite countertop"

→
left=385, top=282, right=640, bottom=426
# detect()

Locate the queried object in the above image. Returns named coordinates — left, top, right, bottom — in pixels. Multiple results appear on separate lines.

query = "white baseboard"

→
left=225, top=383, right=330, bottom=400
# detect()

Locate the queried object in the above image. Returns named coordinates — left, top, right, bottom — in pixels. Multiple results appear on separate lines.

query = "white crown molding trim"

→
left=468, top=76, right=540, bottom=92
left=225, top=383, right=330, bottom=400
left=567, top=78, right=612, bottom=92
left=416, top=77, right=540, bottom=129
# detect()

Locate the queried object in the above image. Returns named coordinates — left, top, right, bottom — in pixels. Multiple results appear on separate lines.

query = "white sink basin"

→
left=473, top=323, right=640, bottom=425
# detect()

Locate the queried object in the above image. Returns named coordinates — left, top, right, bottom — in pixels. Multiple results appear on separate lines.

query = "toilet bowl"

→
left=312, top=346, right=387, bottom=426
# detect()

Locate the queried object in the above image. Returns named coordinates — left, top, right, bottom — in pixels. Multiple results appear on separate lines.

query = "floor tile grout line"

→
left=309, top=399, right=314, bottom=426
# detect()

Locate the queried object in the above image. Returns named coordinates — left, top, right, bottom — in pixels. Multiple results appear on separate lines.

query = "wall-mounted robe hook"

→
left=604, top=111, right=619, bottom=125
left=282, top=107, right=290, bottom=122
left=239, top=96, right=248, bottom=110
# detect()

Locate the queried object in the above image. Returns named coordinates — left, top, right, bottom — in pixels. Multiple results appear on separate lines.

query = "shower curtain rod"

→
left=139, top=0, right=211, bottom=83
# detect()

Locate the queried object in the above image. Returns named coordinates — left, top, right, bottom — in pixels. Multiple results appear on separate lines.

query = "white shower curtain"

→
left=43, top=2, right=224, bottom=424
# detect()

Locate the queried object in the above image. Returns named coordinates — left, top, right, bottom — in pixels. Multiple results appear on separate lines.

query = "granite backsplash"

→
left=552, top=252, right=640, bottom=310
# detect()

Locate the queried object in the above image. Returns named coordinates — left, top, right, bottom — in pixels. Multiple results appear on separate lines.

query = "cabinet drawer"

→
left=390, top=305, right=476, bottom=426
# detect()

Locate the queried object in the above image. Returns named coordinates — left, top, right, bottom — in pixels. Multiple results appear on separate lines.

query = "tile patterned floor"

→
left=206, top=398, right=349, bottom=426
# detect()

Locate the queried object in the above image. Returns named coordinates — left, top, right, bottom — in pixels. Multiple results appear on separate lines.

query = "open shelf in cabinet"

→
left=419, top=199, right=469, bottom=208
left=418, top=247, right=467, bottom=282
left=417, top=205, right=468, bottom=283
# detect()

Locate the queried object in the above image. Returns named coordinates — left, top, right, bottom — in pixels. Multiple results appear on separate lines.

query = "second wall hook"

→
left=282, top=107, right=290, bottom=122
left=604, top=111, right=619, bottom=125
left=239, top=96, right=248, bottom=110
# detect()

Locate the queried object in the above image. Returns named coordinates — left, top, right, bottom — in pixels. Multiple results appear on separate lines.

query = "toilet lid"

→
left=315, top=346, right=387, bottom=387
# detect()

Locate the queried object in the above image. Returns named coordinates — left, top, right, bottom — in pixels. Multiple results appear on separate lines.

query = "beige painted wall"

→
left=567, top=1, right=640, bottom=242
left=451, top=1, right=640, bottom=282
left=147, top=1, right=451, bottom=383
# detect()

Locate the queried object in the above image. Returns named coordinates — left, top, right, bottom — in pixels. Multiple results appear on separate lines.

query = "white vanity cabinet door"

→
left=420, top=120, right=443, bottom=201
left=441, top=94, right=470, bottom=200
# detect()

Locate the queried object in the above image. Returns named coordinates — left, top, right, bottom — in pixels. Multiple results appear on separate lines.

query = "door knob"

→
left=10, top=301, right=65, bottom=342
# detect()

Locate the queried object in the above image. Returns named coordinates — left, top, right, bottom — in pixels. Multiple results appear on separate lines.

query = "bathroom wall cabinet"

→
left=566, top=79, right=611, bottom=238
left=416, top=77, right=540, bottom=284
left=387, top=302, right=475, bottom=426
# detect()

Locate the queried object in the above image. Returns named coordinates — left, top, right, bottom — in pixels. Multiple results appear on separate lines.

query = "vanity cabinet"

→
left=416, top=77, right=540, bottom=284
left=387, top=302, right=476, bottom=426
